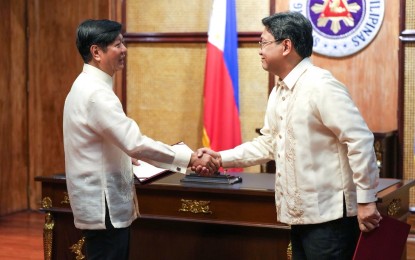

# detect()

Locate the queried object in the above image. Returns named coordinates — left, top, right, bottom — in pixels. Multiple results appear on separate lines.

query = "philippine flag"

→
left=202, top=0, right=242, bottom=172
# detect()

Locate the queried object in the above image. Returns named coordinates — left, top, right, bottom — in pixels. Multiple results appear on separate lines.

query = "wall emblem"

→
left=290, top=0, right=385, bottom=57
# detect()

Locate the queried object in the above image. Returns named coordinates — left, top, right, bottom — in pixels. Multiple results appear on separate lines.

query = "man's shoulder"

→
left=304, top=65, right=332, bottom=78
left=71, top=74, right=112, bottom=96
left=300, top=66, right=341, bottom=87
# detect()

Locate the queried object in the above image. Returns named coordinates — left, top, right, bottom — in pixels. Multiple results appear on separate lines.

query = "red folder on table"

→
left=353, top=214, right=411, bottom=260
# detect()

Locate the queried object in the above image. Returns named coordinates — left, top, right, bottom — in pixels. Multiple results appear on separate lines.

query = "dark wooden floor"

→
left=0, top=210, right=415, bottom=259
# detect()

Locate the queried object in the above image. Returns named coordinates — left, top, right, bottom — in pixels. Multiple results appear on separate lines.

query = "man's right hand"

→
left=188, top=152, right=220, bottom=175
left=190, top=148, right=222, bottom=175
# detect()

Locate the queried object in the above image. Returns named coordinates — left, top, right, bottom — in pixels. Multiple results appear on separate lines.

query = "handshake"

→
left=188, top=148, right=222, bottom=176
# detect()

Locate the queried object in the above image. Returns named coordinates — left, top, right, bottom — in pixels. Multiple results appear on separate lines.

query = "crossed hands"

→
left=189, top=148, right=222, bottom=176
left=357, top=202, right=382, bottom=232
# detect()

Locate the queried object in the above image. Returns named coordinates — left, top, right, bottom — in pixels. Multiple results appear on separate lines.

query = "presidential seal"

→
left=290, top=0, right=384, bottom=57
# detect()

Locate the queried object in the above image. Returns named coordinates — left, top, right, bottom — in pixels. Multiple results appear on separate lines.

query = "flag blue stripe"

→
left=223, top=0, right=239, bottom=111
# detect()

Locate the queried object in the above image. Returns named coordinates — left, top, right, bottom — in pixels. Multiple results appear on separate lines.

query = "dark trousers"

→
left=291, top=216, right=359, bottom=260
left=82, top=205, right=131, bottom=260
left=290, top=197, right=360, bottom=260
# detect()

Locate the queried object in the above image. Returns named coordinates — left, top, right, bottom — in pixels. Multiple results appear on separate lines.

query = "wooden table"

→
left=35, top=173, right=414, bottom=260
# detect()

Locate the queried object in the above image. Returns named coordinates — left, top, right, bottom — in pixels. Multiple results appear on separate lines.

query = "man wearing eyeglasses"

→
left=196, top=11, right=381, bottom=259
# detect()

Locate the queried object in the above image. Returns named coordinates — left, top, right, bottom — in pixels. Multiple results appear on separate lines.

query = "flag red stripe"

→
left=203, top=43, right=242, bottom=151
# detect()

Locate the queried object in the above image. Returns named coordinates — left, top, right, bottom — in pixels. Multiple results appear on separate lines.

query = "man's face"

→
left=99, top=34, right=127, bottom=76
left=259, top=29, right=283, bottom=76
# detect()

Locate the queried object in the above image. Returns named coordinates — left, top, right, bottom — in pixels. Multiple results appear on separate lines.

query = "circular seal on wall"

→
left=290, top=0, right=385, bottom=57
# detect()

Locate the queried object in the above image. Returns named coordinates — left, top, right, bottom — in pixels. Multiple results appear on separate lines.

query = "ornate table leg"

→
left=42, top=197, right=54, bottom=260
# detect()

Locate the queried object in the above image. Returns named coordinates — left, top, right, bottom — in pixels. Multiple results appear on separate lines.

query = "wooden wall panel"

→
left=0, top=0, right=28, bottom=215
left=126, top=0, right=213, bottom=33
left=404, top=43, right=415, bottom=204
left=126, top=43, right=207, bottom=148
left=402, top=0, right=415, bottom=206
left=27, top=0, right=120, bottom=210
left=126, top=0, right=269, bottom=33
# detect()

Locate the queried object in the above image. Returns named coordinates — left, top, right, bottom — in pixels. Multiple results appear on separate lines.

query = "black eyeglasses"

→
left=258, top=39, right=284, bottom=49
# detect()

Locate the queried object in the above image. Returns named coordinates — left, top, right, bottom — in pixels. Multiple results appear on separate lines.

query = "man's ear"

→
left=282, top=39, right=292, bottom=55
left=90, top=45, right=101, bottom=61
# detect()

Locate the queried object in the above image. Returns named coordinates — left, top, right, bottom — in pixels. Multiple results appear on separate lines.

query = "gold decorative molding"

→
left=70, top=237, right=86, bottom=260
left=43, top=212, right=54, bottom=260
left=374, top=140, right=383, bottom=168
left=179, top=199, right=212, bottom=214
left=287, top=241, right=292, bottom=260
left=42, top=197, right=52, bottom=209
left=61, top=192, right=70, bottom=204
left=387, top=198, right=401, bottom=216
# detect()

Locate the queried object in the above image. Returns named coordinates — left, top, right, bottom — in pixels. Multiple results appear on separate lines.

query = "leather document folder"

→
left=180, top=173, right=243, bottom=185
left=133, top=160, right=174, bottom=185
left=133, top=142, right=192, bottom=185
left=353, top=214, right=411, bottom=260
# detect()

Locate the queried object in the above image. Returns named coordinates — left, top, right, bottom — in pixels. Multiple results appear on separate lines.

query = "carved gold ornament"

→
left=43, top=212, right=54, bottom=260
left=179, top=199, right=213, bottom=214
left=61, top=192, right=70, bottom=204
left=374, top=140, right=383, bottom=168
left=287, top=241, right=292, bottom=260
left=70, top=237, right=86, bottom=260
left=42, top=197, right=52, bottom=209
left=387, top=198, right=401, bottom=216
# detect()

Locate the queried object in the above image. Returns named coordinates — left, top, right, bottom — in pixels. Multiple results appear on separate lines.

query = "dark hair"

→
left=262, top=11, right=313, bottom=58
left=76, top=19, right=122, bottom=63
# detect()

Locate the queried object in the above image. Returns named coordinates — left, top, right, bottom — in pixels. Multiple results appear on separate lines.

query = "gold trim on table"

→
left=179, top=199, right=213, bottom=214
